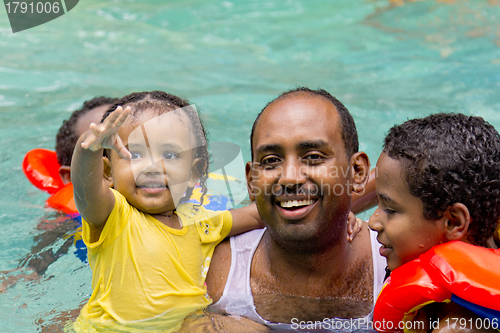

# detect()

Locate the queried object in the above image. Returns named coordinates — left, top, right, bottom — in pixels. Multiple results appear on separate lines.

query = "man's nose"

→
left=277, top=159, right=307, bottom=187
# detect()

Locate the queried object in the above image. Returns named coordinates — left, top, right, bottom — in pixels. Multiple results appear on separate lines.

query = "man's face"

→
left=246, top=93, right=360, bottom=251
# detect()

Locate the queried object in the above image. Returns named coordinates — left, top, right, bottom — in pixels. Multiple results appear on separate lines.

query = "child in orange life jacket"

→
left=368, top=113, right=500, bottom=333
left=70, top=91, right=266, bottom=332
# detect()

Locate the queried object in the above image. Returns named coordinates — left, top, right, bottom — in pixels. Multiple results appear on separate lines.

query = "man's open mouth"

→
left=279, top=199, right=316, bottom=209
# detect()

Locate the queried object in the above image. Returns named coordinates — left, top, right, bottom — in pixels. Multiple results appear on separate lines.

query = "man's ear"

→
left=442, top=203, right=470, bottom=241
left=58, top=166, right=72, bottom=185
left=188, top=157, right=206, bottom=188
left=246, top=161, right=255, bottom=202
left=350, top=152, right=370, bottom=194
left=103, top=157, right=113, bottom=187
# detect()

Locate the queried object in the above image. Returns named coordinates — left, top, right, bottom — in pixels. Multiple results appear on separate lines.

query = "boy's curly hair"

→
left=56, top=97, right=117, bottom=167
left=384, top=113, right=500, bottom=247
left=102, top=91, right=210, bottom=203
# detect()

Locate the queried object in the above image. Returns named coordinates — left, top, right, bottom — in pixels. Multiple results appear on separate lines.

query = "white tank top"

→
left=210, top=227, right=386, bottom=332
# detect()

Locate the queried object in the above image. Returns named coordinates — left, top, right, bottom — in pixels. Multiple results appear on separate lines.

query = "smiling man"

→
left=207, top=87, right=386, bottom=330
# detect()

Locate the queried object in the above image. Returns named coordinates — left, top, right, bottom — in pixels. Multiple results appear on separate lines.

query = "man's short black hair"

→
left=384, top=112, right=500, bottom=247
left=250, top=87, right=359, bottom=160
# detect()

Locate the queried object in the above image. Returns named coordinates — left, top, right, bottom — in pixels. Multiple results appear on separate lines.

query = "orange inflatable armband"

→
left=23, top=148, right=78, bottom=214
left=23, top=148, right=64, bottom=194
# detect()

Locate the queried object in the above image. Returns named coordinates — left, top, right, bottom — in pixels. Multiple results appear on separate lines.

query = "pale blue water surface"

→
left=1, top=0, right=500, bottom=332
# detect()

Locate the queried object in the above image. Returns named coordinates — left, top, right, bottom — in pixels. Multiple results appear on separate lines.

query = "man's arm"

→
left=206, top=239, right=232, bottom=303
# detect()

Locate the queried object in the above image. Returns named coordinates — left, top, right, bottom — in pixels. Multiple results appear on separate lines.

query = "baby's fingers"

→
left=113, top=135, right=132, bottom=160
left=80, top=123, right=103, bottom=150
left=106, top=106, right=131, bottom=130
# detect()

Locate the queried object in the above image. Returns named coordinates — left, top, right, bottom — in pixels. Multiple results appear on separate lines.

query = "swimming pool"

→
left=1, top=0, right=500, bottom=331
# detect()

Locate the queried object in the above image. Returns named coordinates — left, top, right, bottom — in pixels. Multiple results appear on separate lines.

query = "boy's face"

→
left=368, top=152, right=447, bottom=271
left=108, top=109, right=200, bottom=215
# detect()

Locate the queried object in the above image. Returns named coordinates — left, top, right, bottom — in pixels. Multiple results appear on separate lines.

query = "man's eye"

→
left=130, top=152, right=142, bottom=160
left=163, top=152, right=178, bottom=160
left=259, top=156, right=281, bottom=168
left=303, top=153, right=325, bottom=164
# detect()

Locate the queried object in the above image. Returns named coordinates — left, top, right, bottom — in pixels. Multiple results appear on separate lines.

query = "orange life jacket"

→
left=373, top=241, right=500, bottom=333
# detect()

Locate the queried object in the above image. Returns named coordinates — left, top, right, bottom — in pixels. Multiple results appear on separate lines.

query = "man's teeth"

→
left=279, top=199, right=314, bottom=208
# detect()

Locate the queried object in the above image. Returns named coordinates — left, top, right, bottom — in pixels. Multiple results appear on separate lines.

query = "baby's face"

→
left=368, top=153, right=447, bottom=271
left=109, top=108, right=201, bottom=215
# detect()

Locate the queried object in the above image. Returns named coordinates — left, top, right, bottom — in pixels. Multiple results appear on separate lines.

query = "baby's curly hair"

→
left=102, top=91, right=210, bottom=203
left=384, top=113, right=500, bottom=247
left=56, top=97, right=117, bottom=167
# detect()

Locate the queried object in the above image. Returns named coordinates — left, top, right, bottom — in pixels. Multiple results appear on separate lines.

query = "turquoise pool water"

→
left=1, top=0, right=500, bottom=331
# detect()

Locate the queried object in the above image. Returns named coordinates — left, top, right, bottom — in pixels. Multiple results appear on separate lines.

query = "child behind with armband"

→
left=70, top=91, right=264, bottom=332
left=368, top=113, right=500, bottom=333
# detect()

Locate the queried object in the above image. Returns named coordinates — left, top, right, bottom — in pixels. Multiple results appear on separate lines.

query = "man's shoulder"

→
left=206, top=229, right=266, bottom=302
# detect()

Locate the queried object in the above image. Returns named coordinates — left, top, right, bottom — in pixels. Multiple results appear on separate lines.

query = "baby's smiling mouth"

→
left=137, top=180, right=168, bottom=189
left=139, top=183, right=166, bottom=188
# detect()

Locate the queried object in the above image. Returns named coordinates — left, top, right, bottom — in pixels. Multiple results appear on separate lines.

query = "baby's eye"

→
left=162, top=152, right=179, bottom=160
left=130, top=152, right=142, bottom=160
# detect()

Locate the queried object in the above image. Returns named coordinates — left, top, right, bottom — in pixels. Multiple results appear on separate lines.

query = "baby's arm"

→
left=71, top=106, right=131, bottom=228
left=227, top=203, right=263, bottom=237
left=227, top=204, right=362, bottom=239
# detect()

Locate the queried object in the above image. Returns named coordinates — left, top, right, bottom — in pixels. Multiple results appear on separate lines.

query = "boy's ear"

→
left=245, top=161, right=255, bottom=202
left=442, top=203, right=470, bottom=241
left=58, top=166, right=72, bottom=185
left=350, top=152, right=370, bottom=194
left=188, top=157, right=206, bottom=187
left=103, top=157, right=113, bottom=187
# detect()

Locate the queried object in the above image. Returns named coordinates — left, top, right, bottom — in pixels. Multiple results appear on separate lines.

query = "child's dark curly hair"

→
left=56, top=97, right=117, bottom=167
left=384, top=113, right=500, bottom=247
left=102, top=91, right=210, bottom=204
left=250, top=87, right=359, bottom=161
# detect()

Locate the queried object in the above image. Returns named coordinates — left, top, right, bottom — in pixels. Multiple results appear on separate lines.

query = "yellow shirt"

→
left=74, top=189, right=232, bottom=332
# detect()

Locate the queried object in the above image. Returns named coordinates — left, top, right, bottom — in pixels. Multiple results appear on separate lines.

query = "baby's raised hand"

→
left=80, top=106, right=132, bottom=160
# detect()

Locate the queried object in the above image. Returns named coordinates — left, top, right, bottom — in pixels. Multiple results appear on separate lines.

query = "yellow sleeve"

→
left=81, top=189, right=131, bottom=250
left=175, top=204, right=232, bottom=245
